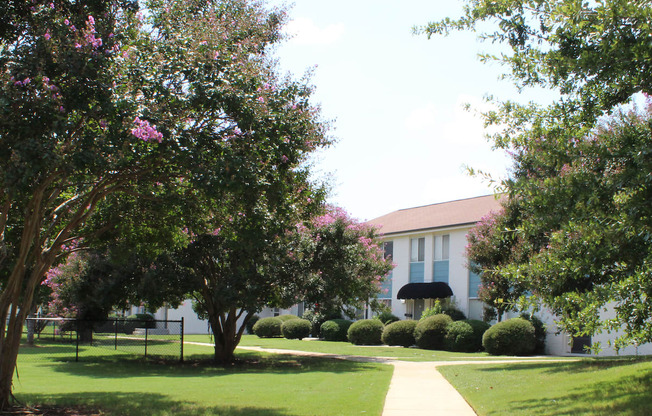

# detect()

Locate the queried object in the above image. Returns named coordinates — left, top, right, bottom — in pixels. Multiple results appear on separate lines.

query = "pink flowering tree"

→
left=0, top=0, right=329, bottom=406
left=298, top=207, right=395, bottom=318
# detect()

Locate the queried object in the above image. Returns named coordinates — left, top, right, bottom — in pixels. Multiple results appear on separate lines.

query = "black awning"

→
left=396, top=282, right=453, bottom=300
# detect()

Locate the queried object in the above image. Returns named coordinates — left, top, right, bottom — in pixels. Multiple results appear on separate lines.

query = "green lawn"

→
left=187, top=334, right=568, bottom=362
left=15, top=341, right=393, bottom=416
left=438, top=357, right=652, bottom=416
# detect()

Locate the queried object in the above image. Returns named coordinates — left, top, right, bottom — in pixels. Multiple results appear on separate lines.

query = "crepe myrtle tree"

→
left=0, top=0, right=329, bottom=407
left=427, top=0, right=652, bottom=350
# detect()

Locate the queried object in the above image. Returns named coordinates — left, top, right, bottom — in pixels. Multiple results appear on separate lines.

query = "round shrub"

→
left=277, top=314, right=299, bottom=322
left=520, top=313, right=546, bottom=354
left=482, top=318, right=536, bottom=356
left=414, top=314, right=453, bottom=350
left=245, top=315, right=260, bottom=335
left=320, top=319, right=353, bottom=341
left=464, top=319, right=491, bottom=352
left=382, top=320, right=417, bottom=347
left=347, top=319, right=384, bottom=345
left=252, top=317, right=283, bottom=338
left=444, top=321, right=475, bottom=352
left=375, top=311, right=400, bottom=325
left=282, top=319, right=312, bottom=340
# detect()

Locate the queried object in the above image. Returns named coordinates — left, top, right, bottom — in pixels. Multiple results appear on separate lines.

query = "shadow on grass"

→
left=38, top=351, right=382, bottom=380
left=506, top=370, right=652, bottom=416
left=17, top=392, right=295, bottom=416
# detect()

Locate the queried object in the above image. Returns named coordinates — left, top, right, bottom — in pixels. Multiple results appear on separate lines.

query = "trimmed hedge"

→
left=278, top=314, right=299, bottom=322
left=444, top=321, right=475, bottom=352
left=320, top=319, right=353, bottom=341
left=414, top=314, right=453, bottom=350
left=252, top=317, right=283, bottom=338
left=347, top=319, right=384, bottom=345
left=464, top=319, right=491, bottom=352
left=375, top=311, right=400, bottom=325
left=381, top=320, right=417, bottom=347
left=482, top=318, right=536, bottom=356
left=282, top=319, right=312, bottom=340
left=442, top=308, right=466, bottom=321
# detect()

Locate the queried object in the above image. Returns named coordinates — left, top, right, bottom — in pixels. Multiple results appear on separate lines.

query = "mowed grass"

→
left=438, top=357, right=652, bottom=416
left=15, top=341, right=393, bottom=416
left=186, top=334, right=569, bottom=362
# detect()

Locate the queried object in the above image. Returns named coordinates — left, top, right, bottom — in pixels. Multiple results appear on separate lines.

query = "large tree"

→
left=0, top=0, right=328, bottom=407
left=426, top=0, right=652, bottom=350
left=140, top=206, right=393, bottom=363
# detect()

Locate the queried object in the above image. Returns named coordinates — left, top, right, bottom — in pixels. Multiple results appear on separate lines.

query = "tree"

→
left=425, top=0, right=652, bottom=350
left=144, top=206, right=393, bottom=363
left=1, top=0, right=329, bottom=407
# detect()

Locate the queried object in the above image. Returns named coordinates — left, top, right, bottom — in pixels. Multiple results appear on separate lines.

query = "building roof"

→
left=367, top=194, right=504, bottom=235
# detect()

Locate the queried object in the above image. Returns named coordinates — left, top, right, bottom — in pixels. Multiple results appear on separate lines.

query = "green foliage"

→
left=374, top=311, right=400, bottom=325
left=281, top=319, right=312, bottom=340
left=320, top=319, right=352, bottom=342
left=444, top=321, right=476, bottom=352
left=252, top=317, right=283, bottom=338
left=414, top=314, right=453, bottom=350
left=347, top=319, right=384, bottom=346
left=277, top=315, right=299, bottom=322
left=464, top=319, right=491, bottom=352
left=426, top=0, right=652, bottom=349
left=381, top=320, right=417, bottom=348
left=420, top=300, right=442, bottom=321
left=482, top=318, right=536, bottom=356
left=245, top=315, right=260, bottom=335
left=442, top=307, right=466, bottom=322
left=520, top=314, right=546, bottom=354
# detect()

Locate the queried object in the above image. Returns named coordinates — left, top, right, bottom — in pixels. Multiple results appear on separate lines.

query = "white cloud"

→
left=285, top=17, right=345, bottom=46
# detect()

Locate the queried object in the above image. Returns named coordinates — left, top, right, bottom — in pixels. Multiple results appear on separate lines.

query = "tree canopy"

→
left=0, top=0, right=330, bottom=406
left=427, top=0, right=652, bottom=351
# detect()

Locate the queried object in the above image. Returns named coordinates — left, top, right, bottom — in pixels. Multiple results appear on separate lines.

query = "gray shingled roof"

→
left=367, top=194, right=504, bottom=235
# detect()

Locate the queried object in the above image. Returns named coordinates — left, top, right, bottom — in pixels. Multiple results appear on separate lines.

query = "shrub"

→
left=442, top=307, right=466, bottom=321
left=277, top=314, right=299, bottom=322
left=464, top=319, right=491, bottom=352
left=245, top=315, right=260, bottom=335
left=282, top=319, right=312, bottom=340
left=520, top=313, right=546, bottom=354
left=382, top=320, right=417, bottom=347
left=252, top=317, right=283, bottom=338
left=444, top=321, right=475, bottom=352
left=482, top=318, right=536, bottom=356
left=320, top=319, right=353, bottom=341
left=347, top=319, right=384, bottom=345
left=420, top=300, right=443, bottom=321
left=414, top=314, right=453, bottom=350
left=303, top=309, right=342, bottom=337
left=374, top=311, right=400, bottom=325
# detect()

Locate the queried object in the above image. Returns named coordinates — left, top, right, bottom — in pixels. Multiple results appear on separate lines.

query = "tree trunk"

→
left=208, top=310, right=252, bottom=364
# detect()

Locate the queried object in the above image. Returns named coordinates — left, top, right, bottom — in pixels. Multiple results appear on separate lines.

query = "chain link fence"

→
left=20, top=317, right=185, bottom=362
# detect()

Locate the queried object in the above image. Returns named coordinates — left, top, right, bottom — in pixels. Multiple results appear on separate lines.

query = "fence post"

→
left=180, top=317, right=184, bottom=363
left=144, top=325, right=148, bottom=359
left=114, top=319, right=118, bottom=350
left=75, top=320, right=79, bottom=362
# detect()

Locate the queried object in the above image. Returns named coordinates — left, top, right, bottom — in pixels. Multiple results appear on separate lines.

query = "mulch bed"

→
left=0, top=406, right=101, bottom=416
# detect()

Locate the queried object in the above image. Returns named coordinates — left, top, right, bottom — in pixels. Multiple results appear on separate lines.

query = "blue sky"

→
left=269, top=1, right=536, bottom=221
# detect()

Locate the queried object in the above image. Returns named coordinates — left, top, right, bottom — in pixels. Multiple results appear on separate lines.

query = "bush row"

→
left=252, top=314, right=544, bottom=355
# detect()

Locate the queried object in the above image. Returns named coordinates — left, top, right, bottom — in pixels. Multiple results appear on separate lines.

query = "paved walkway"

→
left=186, top=342, right=572, bottom=415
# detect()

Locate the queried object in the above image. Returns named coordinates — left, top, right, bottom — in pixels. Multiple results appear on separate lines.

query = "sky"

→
left=268, top=1, right=536, bottom=221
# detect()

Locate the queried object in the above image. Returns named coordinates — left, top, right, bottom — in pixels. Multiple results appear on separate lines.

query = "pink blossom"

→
left=257, top=96, right=265, bottom=103
left=131, top=117, right=163, bottom=143
left=64, top=19, right=70, bottom=25
left=280, top=155, right=289, bottom=163
left=44, top=31, right=51, bottom=40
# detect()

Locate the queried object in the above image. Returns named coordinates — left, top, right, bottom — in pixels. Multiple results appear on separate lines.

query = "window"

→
left=379, top=241, right=393, bottom=298
left=468, top=265, right=482, bottom=298
left=410, top=238, right=425, bottom=282
left=433, top=235, right=450, bottom=283
left=410, top=238, right=424, bottom=262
